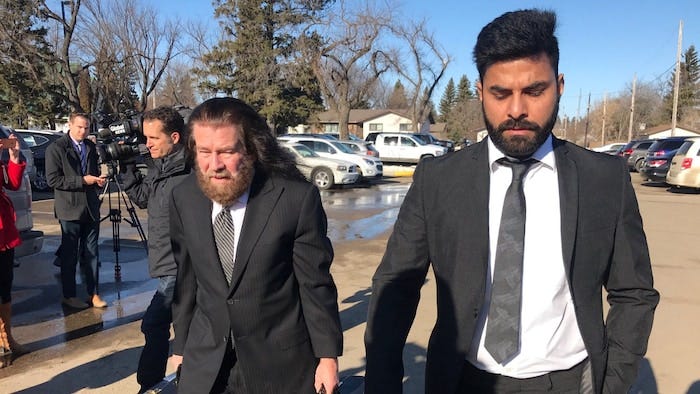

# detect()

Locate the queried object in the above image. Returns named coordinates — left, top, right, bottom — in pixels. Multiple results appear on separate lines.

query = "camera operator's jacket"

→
left=121, top=146, right=191, bottom=278
left=46, top=134, right=102, bottom=222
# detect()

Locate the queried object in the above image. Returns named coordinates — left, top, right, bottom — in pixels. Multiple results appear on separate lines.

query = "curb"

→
left=383, top=165, right=415, bottom=177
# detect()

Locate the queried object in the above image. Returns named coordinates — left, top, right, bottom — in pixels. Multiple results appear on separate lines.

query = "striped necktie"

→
left=213, top=207, right=236, bottom=285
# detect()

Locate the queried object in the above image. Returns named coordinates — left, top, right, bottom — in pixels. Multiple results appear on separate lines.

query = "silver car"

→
left=0, top=124, right=44, bottom=258
left=281, top=143, right=359, bottom=190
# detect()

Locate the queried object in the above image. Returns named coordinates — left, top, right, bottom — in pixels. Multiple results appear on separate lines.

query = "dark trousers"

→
left=457, top=359, right=587, bottom=393
left=59, top=219, right=100, bottom=298
left=0, top=249, right=15, bottom=303
left=137, top=275, right=176, bottom=391
left=211, top=342, right=247, bottom=394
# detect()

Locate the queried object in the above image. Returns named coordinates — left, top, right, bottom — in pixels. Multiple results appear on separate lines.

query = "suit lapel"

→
left=553, top=138, right=578, bottom=277
left=469, top=141, right=491, bottom=277
left=228, top=171, right=281, bottom=293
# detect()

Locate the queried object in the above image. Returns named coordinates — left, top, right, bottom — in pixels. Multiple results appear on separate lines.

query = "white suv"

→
left=278, top=136, right=383, bottom=180
left=366, top=133, right=447, bottom=164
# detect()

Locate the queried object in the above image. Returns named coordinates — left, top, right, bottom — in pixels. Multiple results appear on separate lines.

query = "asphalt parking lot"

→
left=1, top=171, right=699, bottom=393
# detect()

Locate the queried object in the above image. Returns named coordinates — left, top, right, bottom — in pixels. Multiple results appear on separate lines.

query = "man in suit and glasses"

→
left=364, top=9, right=659, bottom=394
left=169, top=97, right=343, bottom=393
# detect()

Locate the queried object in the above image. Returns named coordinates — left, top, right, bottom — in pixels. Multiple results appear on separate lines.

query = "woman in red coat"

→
left=0, top=133, right=26, bottom=368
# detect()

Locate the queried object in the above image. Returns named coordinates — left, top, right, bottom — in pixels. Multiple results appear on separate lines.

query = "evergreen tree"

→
left=196, top=0, right=331, bottom=131
left=663, top=45, right=700, bottom=123
left=438, top=78, right=456, bottom=122
left=387, top=80, right=409, bottom=109
left=456, top=75, right=475, bottom=102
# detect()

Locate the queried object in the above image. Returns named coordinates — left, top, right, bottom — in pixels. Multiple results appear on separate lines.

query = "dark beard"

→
left=484, top=97, right=560, bottom=159
left=196, top=157, right=255, bottom=206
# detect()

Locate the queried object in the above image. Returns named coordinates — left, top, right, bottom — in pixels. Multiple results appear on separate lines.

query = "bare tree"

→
left=157, top=61, right=198, bottom=108
left=0, top=0, right=86, bottom=111
left=387, top=19, right=450, bottom=132
left=301, top=0, right=394, bottom=139
left=82, top=0, right=181, bottom=111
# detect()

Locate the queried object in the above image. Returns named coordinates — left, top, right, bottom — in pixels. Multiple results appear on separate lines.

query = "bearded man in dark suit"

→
left=169, top=97, right=343, bottom=394
left=364, top=9, right=659, bottom=394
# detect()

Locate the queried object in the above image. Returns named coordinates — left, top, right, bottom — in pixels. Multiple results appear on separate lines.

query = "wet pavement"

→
left=0, top=175, right=412, bottom=393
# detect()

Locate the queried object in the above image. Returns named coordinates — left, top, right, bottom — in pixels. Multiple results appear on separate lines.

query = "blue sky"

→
left=153, top=0, right=699, bottom=118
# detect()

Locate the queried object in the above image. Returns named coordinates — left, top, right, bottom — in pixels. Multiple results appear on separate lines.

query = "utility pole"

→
left=584, top=93, right=591, bottom=148
left=671, top=20, right=683, bottom=137
left=628, top=74, right=637, bottom=143
left=575, top=89, right=582, bottom=142
left=601, top=93, right=607, bottom=145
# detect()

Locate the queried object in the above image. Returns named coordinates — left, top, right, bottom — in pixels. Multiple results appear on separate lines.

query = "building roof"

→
left=314, top=109, right=412, bottom=123
left=640, top=124, right=700, bottom=135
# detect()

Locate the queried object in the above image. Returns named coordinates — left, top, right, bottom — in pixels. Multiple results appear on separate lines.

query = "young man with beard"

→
left=364, top=9, right=658, bottom=394
left=119, top=106, right=191, bottom=393
left=169, top=97, right=343, bottom=394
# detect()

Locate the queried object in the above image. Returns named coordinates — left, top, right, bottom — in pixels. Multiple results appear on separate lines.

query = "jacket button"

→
left=227, top=299, right=234, bottom=305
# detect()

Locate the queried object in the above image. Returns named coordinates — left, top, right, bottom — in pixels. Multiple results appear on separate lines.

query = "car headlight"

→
left=336, top=165, right=347, bottom=171
left=363, top=158, right=374, bottom=165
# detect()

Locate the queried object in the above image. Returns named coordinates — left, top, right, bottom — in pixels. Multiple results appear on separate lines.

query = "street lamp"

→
left=60, top=0, right=71, bottom=37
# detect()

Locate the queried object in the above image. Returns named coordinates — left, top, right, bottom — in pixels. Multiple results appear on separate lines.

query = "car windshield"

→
left=293, top=144, right=319, bottom=158
left=331, top=141, right=355, bottom=153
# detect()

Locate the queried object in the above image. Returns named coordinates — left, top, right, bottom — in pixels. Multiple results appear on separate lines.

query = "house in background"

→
left=311, top=109, right=429, bottom=139
left=641, top=124, right=700, bottom=139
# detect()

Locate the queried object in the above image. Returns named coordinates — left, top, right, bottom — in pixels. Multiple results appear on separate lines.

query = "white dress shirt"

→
left=467, top=135, right=588, bottom=378
left=211, top=190, right=249, bottom=264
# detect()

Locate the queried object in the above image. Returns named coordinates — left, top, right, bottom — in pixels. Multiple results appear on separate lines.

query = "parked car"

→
left=365, top=132, right=447, bottom=164
left=14, top=129, right=64, bottom=191
left=280, top=143, right=359, bottom=190
left=0, top=124, right=44, bottom=258
left=322, top=132, right=364, bottom=141
left=338, top=140, right=380, bottom=158
left=278, top=136, right=383, bottom=180
left=618, top=139, right=656, bottom=172
left=411, top=133, right=455, bottom=152
left=666, top=137, right=700, bottom=189
left=592, top=142, right=627, bottom=154
left=278, top=133, right=336, bottom=140
left=639, top=136, right=691, bottom=182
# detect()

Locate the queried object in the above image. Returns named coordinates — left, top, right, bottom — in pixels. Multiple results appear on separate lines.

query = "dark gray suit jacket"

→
left=170, top=170, right=343, bottom=393
left=364, top=137, right=659, bottom=394
left=45, top=134, right=102, bottom=221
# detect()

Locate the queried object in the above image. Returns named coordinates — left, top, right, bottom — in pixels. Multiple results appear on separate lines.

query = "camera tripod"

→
left=99, top=162, right=147, bottom=285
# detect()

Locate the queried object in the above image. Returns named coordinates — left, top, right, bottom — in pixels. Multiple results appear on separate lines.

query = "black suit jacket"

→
left=170, top=170, right=343, bottom=393
left=45, top=134, right=102, bottom=221
left=364, top=138, right=659, bottom=394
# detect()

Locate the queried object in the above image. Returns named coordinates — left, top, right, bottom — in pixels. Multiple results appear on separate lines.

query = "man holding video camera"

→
left=119, top=106, right=192, bottom=393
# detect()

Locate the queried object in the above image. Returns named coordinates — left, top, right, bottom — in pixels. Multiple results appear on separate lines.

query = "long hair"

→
left=187, top=97, right=305, bottom=181
left=473, top=9, right=559, bottom=81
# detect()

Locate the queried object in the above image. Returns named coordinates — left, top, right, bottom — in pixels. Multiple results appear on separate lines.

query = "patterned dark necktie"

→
left=78, top=142, right=87, bottom=174
left=485, top=157, right=537, bottom=364
left=213, top=207, right=235, bottom=285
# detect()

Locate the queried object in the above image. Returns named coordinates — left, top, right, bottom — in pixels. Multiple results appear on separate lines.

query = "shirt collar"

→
left=212, top=188, right=251, bottom=215
left=487, top=134, right=556, bottom=172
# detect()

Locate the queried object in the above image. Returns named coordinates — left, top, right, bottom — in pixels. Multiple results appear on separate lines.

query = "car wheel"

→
left=634, top=159, right=646, bottom=173
left=311, top=167, right=334, bottom=190
left=32, top=168, right=51, bottom=192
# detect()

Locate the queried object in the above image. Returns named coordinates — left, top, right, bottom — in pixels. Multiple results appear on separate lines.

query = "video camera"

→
left=92, top=110, right=146, bottom=163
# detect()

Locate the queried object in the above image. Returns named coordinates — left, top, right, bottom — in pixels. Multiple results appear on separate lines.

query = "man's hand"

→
left=7, top=134, right=20, bottom=163
left=83, top=175, right=107, bottom=187
left=169, top=354, right=183, bottom=370
left=314, top=357, right=339, bottom=394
